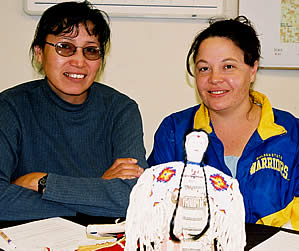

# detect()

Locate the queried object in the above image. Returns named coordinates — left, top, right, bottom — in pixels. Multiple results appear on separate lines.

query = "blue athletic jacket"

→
left=148, top=91, right=299, bottom=230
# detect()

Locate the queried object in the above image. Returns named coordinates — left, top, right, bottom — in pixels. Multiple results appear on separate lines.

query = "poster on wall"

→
left=239, top=0, right=299, bottom=69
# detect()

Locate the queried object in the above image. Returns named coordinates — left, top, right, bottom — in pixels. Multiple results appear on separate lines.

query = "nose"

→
left=69, top=48, right=86, bottom=67
left=209, top=69, right=223, bottom=84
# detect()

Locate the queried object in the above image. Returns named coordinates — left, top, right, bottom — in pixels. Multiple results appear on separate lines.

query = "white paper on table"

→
left=250, top=231, right=299, bottom=251
left=0, top=217, right=112, bottom=251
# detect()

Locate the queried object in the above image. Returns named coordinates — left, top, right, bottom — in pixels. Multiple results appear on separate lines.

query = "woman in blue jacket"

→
left=148, top=16, right=299, bottom=230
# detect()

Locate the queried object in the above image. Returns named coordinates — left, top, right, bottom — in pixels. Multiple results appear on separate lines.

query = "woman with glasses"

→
left=148, top=16, right=299, bottom=231
left=0, top=1, right=147, bottom=221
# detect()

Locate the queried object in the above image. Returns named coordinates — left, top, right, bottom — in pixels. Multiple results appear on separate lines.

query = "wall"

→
left=1, top=1, right=299, bottom=156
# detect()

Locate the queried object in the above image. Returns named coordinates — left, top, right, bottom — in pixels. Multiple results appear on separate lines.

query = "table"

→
left=1, top=214, right=298, bottom=250
left=244, top=223, right=299, bottom=250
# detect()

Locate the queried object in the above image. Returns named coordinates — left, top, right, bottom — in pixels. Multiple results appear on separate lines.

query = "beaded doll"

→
left=125, top=129, right=246, bottom=251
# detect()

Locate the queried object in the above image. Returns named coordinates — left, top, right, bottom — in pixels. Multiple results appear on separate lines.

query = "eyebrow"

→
left=195, top=57, right=240, bottom=65
left=195, top=59, right=208, bottom=65
left=57, top=36, right=99, bottom=45
left=222, top=58, right=239, bottom=63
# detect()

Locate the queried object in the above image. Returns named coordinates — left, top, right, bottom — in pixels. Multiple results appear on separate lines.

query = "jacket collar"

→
left=193, top=90, right=286, bottom=140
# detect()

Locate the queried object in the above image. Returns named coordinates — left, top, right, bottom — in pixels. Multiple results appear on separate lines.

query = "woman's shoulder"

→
left=273, top=108, right=299, bottom=129
left=92, top=82, right=131, bottom=98
left=91, top=82, right=139, bottom=108
left=0, top=79, right=44, bottom=98
left=273, top=108, right=298, bottom=120
left=0, top=79, right=47, bottom=108
left=167, top=104, right=201, bottom=119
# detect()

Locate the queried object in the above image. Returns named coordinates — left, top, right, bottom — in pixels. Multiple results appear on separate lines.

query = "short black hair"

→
left=186, top=16, right=261, bottom=76
left=30, top=0, right=110, bottom=73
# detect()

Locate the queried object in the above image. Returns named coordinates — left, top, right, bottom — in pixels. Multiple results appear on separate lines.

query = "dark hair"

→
left=186, top=16, right=261, bottom=76
left=30, top=0, right=111, bottom=73
left=169, top=129, right=211, bottom=242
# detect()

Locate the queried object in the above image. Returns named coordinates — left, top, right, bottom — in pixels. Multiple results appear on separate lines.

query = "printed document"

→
left=0, top=217, right=107, bottom=251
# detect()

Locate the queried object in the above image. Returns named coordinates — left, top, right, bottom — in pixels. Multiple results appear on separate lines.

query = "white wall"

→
left=1, top=1, right=299, bottom=156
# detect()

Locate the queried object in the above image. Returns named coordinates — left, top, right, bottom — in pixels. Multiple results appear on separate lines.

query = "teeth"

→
left=210, top=91, right=226, bottom=94
left=65, top=73, right=85, bottom=79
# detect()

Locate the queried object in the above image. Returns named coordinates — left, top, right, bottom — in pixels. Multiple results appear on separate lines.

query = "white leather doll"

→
left=125, top=129, right=246, bottom=251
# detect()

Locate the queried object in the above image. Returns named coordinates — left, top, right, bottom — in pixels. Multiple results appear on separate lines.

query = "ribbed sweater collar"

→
left=41, top=78, right=93, bottom=113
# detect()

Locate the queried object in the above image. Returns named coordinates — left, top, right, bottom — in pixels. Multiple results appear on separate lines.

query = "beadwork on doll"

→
left=125, top=129, right=246, bottom=251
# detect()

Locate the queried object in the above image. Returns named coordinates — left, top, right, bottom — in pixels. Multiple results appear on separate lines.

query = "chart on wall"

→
left=24, top=0, right=224, bottom=18
left=239, top=0, right=299, bottom=69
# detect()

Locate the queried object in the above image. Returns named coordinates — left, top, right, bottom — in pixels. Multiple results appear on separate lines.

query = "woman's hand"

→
left=102, top=158, right=144, bottom=180
left=12, top=172, right=47, bottom=192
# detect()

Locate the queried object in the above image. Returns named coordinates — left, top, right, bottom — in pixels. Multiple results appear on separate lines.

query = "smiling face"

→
left=194, top=37, right=258, bottom=115
left=34, top=22, right=101, bottom=104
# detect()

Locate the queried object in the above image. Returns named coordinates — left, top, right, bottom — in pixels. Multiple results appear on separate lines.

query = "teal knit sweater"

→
left=0, top=79, right=147, bottom=220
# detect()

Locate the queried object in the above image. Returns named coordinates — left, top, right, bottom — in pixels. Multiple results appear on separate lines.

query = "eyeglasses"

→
left=45, top=41, right=101, bottom=61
